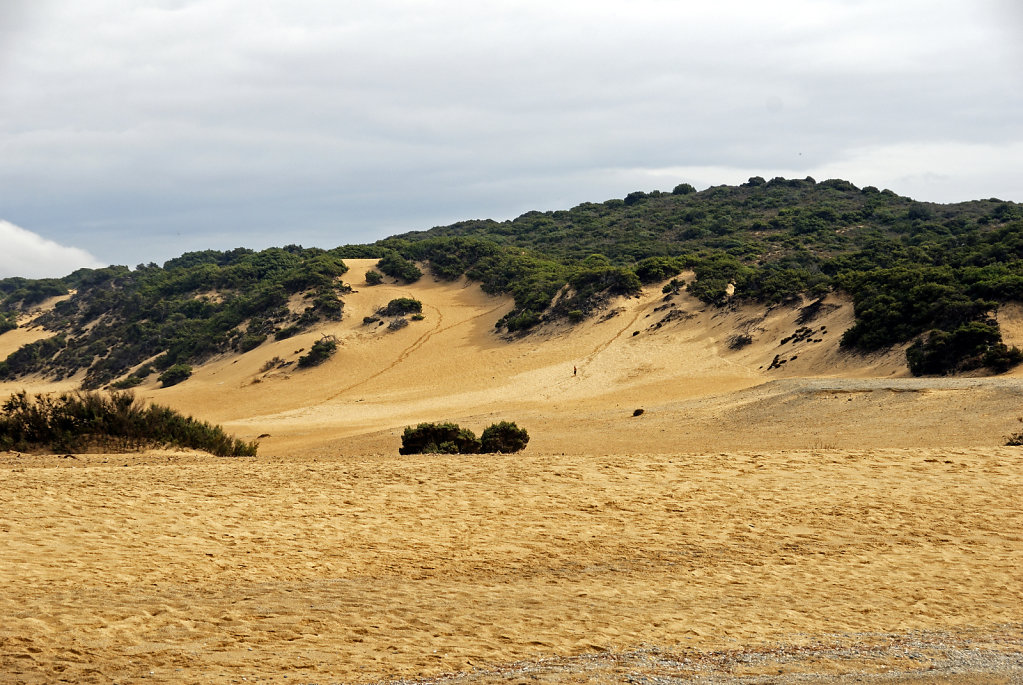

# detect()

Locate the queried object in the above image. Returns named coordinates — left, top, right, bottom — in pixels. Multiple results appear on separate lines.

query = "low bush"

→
left=237, top=332, right=267, bottom=352
left=0, top=390, right=258, bottom=456
left=274, top=325, right=301, bottom=340
left=399, top=422, right=481, bottom=455
left=377, top=253, right=422, bottom=283
left=109, top=374, right=144, bottom=389
left=158, top=363, right=192, bottom=387
left=365, top=270, right=383, bottom=285
left=480, top=421, right=530, bottom=453
left=381, top=298, right=423, bottom=316
left=297, top=335, right=338, bottom=367
left=399, top=420, right=529, bottom=454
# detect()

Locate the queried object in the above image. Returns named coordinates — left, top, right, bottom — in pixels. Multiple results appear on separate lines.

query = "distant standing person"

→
left=573, top=365, right=577, bottom=376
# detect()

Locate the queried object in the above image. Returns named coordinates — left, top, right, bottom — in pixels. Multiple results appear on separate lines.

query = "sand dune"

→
left=1, top=262, right=1022, bottom=683
left=114, top=259, right=1023, bottom=455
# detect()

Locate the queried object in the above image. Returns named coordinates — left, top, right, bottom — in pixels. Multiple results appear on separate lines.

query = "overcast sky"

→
left=1, top=0, right=1022, bottom=276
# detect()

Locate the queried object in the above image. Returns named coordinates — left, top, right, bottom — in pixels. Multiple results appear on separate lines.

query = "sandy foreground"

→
left=2, top=261, right=1023, bottom=683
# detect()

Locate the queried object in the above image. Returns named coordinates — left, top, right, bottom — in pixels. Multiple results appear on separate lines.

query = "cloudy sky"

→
left=1, top=0, right=1021, bottom=276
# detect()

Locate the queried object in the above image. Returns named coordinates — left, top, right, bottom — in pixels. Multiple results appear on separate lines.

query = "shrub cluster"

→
left=380, top=298, right=423, bottom=316
left=297, top=335, right=338, bottom=367
left=158, top=363, right=192, bottom=387
left=0, top=390, right=258, bottom=456
left=0, top=246, right=350, bottom=387
left=376, top=252, right=422, bottom=283
left=399, top=420, right=529, bottom=454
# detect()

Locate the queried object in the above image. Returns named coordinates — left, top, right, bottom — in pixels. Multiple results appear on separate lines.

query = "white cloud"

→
left=0, top=220, right=105, bottom=279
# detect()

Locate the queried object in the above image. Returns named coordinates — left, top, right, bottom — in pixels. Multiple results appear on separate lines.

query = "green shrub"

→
left=399, top=422, right=481, bottom=455
left=297, top=336, right=338, bottom=368
left=109, top=375, right=144, bottom=389
left=0, top=312, right=16, bottom=335
left=480, top=421, right=530, bottom=453
left=274, top=325, right=301, bottom=340
left=365, top=270, right=383, bottom=285
left=906, top=322, right=1021, bottom=375
left=0, top=390, right=257, bottom=456
left=377, top=253, right=422, bottom=283
left=237, top=332, right=267, bottom=352
left=158, top=364, right=192, bottom=387
left=381, top=298, right=423, bottom=316
left=635, top=256, right=685, bottom=284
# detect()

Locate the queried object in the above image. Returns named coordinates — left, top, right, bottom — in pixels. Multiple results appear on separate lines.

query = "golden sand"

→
left=1, top=260, right=1021, bottom=683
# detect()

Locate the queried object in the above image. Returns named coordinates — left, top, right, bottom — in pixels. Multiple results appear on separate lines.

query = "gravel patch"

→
left=377, top=626, right=1023, bottom=685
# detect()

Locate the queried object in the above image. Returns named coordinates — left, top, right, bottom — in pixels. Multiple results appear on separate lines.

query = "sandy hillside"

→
left=1, top=261, right=1022, bottom=683
left=4, top=259, right=1013, bottom=455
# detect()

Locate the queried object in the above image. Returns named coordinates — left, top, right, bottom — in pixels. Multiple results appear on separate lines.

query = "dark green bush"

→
left=365, top=270, right=383, bottom=285
left=906, top=321, right=1021, bottom=375
left=480, top=421, right=530, bottom=453
left=635, top=256, right=685, bottom=284
left=158, top=363, right=192, bottom=387
left=237, top=332, right=267, bottom=352
left=0, top=312, right=16, bottom=335
left=377, top=252, right=422, bottom=283
left=399, top=422, right=481, bottom=455
left=381, top=298, right=423, bottom=316
left=109, top=375, right=144, bottom=389
left=297, top=336, right=338, bottom=367
left=0, top=390, right=257, bottom=456
left=399, top=420, right=529, bottom=454
left=274, top=325, right=301, bottom=340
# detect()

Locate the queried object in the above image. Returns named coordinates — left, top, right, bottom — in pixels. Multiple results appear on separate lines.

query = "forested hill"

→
left=2, top=176, right=1022, bottom=387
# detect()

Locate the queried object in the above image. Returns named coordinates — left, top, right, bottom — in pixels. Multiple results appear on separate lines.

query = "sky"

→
left=1, top=0, right=1022, bottom=277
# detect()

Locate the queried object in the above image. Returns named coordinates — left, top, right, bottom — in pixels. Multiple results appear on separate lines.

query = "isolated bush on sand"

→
left=399, top=420, right=529, bottom=454
left=0, top=390, right=258, bottom=456
left=297, top=336, right=338, bottom=367
left=380, top=298, right=423, bottom=316
left=158, top=363, right=192, bottom=387
left=480, top=421, right=530, bottom=453
left=399, top=422, right=481, bottom=455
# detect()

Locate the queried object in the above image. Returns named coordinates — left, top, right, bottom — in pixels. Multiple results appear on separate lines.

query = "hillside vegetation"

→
left=0, top=390, right=257, bottom=456
left=2, top=177, right=1022, bottom=384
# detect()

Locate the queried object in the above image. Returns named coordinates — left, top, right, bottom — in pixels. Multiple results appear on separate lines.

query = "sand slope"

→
left=2, top=260, right=1021, bottom=456
left=128, top=260, right=1023, bottom=454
